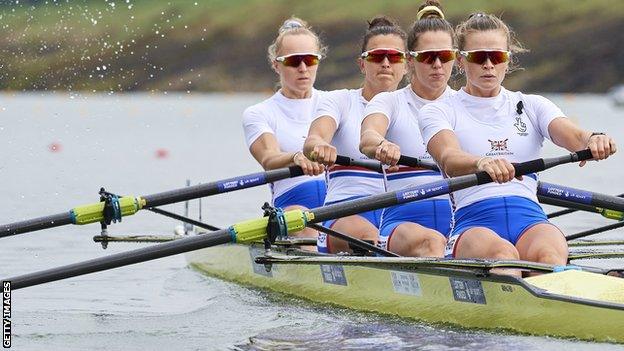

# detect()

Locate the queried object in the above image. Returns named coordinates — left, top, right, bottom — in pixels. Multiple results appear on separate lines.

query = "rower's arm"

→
left=548, top=117, right=591, bottom=151
left=359, top=113, right=390, bottom=158
left=303, top=116, right=338, bottom=165
left=249, top=133, right=300, bottom=170
left=548, top=117, right=617, bottom=164
left=427, top=130, right=481, bottom=177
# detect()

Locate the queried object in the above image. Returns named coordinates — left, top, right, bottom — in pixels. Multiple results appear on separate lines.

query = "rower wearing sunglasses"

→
left=303, top=16, right=408, bottom=254
left=419, top=12, right=617, bottom=274
left=243, top=17, right=327, bottom=244
left=359, top=0, right=455, bottom=257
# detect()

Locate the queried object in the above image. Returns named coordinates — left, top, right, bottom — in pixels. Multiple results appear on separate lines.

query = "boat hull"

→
left=187, top=244, right=624, bottom=343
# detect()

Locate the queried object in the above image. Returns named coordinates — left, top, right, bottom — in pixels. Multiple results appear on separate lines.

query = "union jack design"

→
left=488, top=139, right=509, bottom=151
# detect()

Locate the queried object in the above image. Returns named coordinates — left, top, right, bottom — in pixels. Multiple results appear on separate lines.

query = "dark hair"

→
left=456, top=12, right=527, bottom=71
left=360, top=15, right=407, bottom=52
left=407, top=0, right=455, bottom=51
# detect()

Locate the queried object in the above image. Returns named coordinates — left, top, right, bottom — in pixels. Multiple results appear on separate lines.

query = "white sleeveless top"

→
left=364, top=85, right=454, bottom=198
left=243, top=89, right=325, bottom=201
left=419, top=87, right=565, bottom=210
left=314, top=89, right=385, bottom=204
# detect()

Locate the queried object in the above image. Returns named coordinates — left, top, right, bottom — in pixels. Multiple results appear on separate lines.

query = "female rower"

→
left=359, top=1, right=455, bottom=257
left=419, top=12, right=617, bottom=272
left=242, top=17, right=327, bottom=241
left=303, top=16, right=408, bottom=253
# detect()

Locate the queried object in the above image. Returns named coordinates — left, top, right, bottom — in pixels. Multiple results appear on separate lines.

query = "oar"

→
left=569, top=252, right=624, bottom=260
left=546, top=193, right=624, bottom=218
left=540, top=196, right=602, bottom=218
left=396, top=155, right=440, bottom=171
left=3, top=150, right=592, bottom=290
left=568, top=240, right=624, bottom=247
left=537, top=182, right=624, bottom=220
left=334, top=155, right=440, bottom=173
left=566, top=221, right=624, bottom=241
left=334, top=155, right=383, bottom=172
left=0, top=165, right=310, bottom=238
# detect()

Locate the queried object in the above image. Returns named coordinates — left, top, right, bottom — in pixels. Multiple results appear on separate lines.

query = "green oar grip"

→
left=601, top=208, right=624, bottom=221
left=70, top=196, right=145, bottom=225
left=230, top=209, right=313, bottom=244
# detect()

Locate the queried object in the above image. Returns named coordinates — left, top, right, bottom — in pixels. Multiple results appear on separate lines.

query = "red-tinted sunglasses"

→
left=360, top=48, right=406, bottom=64
left=459, top=50, right=511, bottom=65
left=276, top=53, right=322, bottom=67
left=409, top=49, right=457, bottom=64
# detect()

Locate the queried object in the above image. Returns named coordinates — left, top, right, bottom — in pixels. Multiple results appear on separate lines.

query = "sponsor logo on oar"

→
left=217, top=175, right=266, bottom=192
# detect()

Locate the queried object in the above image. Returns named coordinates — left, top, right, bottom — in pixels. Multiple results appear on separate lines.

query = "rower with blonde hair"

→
left=419, top=12, right=616, bottom=273
left=243, top=17, right=327, bottom=242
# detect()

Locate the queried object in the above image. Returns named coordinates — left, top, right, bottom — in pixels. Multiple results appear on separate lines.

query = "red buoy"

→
left=155, top=148, right=169, bottom=159
left=49, top=142, right=62, bottom=153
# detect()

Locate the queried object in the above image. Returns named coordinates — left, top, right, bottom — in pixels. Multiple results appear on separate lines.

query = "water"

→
left=0, top=92, right=623, bottom=350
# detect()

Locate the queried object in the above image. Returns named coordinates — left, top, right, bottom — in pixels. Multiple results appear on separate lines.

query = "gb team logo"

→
left=489, top=139, right=508, bottom=151
left=486, top=139, right=513, bottom=156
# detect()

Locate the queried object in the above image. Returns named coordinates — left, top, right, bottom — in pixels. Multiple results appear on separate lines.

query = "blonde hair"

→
left=456, top=12, right=528, bottom=71
left=267, top=17, right=327, bottom=66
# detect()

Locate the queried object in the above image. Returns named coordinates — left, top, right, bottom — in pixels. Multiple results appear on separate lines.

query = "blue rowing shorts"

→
left=378, top=199, right=452, bottom=251
left=317, top=195, right=383, bottom=253
left=445, top=195, right=549, bottom=258
left=273, top=179, right=326, bottom=210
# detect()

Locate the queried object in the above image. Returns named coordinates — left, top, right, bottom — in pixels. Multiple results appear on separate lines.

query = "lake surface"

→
left=0, top=92, right=623, bottom=350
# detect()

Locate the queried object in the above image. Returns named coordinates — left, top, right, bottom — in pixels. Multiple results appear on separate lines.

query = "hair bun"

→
left=279, top=18, right=305, bottom=33
left=367, top=15, right=398, bottom=30
left=416, top=5, right=445, bottom=20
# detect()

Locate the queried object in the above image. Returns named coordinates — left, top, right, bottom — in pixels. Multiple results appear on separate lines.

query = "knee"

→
left=418, top=232, right=446, bottom=257
left=535, top=249, right=567, bottom=265
left=488, top=244, right=519, bottom=260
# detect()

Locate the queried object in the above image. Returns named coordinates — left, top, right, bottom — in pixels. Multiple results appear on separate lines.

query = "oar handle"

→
left=334, top=155, right=383, bottom=173
left=397, top=155, right=440, bottom=171
left=475, top=149, right=594, bottom=185
left=335, top=155, right=440, bottom=172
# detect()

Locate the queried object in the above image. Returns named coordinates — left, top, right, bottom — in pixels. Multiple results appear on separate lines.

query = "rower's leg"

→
left=327, top=215, right=379, bottom=254
left=284, top=204, right=319, bottom=251
left=454, top=227, right=521, bottom=276
left=515, top=223, right=568, bottom=266
left=387, top=222, right=446, bottom=257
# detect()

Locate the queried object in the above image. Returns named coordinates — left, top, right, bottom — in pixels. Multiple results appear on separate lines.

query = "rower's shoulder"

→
left=319, top=88, right=352, bottom=101
left=504, top=88, right=548, bottom=102
left=243, top=92, right=281, bottom=120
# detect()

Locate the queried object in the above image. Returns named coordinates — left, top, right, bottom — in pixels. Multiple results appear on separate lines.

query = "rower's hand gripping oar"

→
left=0, top=166, right=306, bottom=238
left=4, top=150, right=593, bottom=290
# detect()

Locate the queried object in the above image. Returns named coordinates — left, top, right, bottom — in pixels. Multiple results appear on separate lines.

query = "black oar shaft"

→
left=1, top=166, right=303, bottom=238
left=7, top=229, right=233, bottom=290
left=0, top=212, right=73, bottom=237
left=308, top=223, right=398, bottom=257
left=539, top=196, right=600, bottom=218
left=143, top=166, right=303, bottom=207
left=334, top=155, right=383, bottom=172
left=147, top=207, right=220, bottom=231
left=335, top=155, right=440, bottom=173
left=537, top=181, right=624, bottom=213
left=566, top=221, right=624, bottom=241
left=398, top=155, right=440, bottom=171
